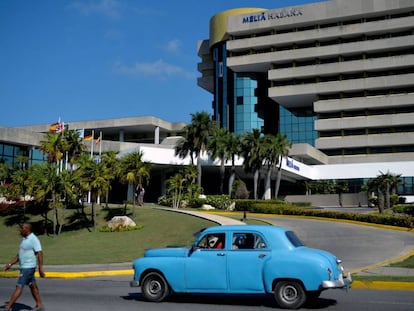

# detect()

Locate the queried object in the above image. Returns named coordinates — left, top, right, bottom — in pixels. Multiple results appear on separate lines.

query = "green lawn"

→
left=0, top=205, right=215, bottom=265
left=2, top=204, right=414, bottom=284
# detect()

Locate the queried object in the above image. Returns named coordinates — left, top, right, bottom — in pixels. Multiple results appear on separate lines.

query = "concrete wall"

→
left=284, top=193, right=368, bottom=207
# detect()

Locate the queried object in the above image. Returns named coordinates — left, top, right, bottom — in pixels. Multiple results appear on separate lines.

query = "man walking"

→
left=1, top=223, right=45, bottom=311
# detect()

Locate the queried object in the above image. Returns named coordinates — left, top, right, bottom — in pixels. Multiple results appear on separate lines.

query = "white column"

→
left=154, top=126, right=160, bottom=144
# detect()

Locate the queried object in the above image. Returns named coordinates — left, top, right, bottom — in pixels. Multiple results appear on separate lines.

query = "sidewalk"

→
left=355, top=267, right=414, bottom=277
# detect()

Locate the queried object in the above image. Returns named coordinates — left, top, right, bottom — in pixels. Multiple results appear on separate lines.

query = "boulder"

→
left=201, top=204, right=215, bottom=210
left=108, top=216, right=136, bottom=230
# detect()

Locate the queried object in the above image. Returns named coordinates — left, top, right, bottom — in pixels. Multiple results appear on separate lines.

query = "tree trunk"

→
left=228, top=167, right=235, bottom=197
left=263, top=168, right=272, bottom=200
left=274, top=168, right=282, bottom=199
left=378, top=190, right=385, bottom=213
left=385, top=184, right=391, bottom=209
left=253, top=169, right=259, bottom=199
left=219, top=158, right=225, bottom=194
left=338, top=192, right=343, bottom=207
left=197, top=156, right=202, bottom=188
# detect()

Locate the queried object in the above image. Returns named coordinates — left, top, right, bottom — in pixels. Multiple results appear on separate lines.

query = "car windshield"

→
left=286, top=231, right=305, bottom=247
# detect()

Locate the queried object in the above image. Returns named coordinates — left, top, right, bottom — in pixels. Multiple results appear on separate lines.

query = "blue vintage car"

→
left=130, top=225, right=352, bottom=309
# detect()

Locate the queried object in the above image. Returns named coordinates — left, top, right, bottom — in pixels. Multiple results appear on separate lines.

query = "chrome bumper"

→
left=322, top=272, right=352, bottom=289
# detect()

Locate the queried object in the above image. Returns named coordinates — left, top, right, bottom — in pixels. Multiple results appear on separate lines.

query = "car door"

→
left=227, top=232, right=270, bottom=293
left=184, top=233, right=227, bottom=291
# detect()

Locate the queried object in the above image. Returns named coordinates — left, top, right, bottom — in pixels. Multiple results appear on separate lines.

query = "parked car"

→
left=130, top=225, right=352, bottom=309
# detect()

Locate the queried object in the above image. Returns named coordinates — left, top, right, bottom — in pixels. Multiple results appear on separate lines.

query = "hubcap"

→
left=149, top=280, right=161, bottom=295
left=282, top=285, right=298, bottom=303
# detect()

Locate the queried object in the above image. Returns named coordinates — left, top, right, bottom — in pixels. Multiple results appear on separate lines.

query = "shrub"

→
left=235, top=199, right=413, bottom=229
left=231, top=179, right=249, bottom=199
left=205, top=195, right=232, bottom=210
left=393, top=204, right=414, bottom=216
left=158, top=195, right=172, bottom=207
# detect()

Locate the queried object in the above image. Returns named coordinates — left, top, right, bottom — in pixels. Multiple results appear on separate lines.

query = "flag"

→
left=76, top=129, right=85, bottom=138
left=95, top=136, right=101, bottom=145
left=49, top=122, right=63, bottom=133
left=84, top=135, right=93, bottom=141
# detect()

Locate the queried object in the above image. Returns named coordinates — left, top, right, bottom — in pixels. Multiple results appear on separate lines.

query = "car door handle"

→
left=258, top=254, right=266, bottom=259
left=217, top=253, right=225, bottom=256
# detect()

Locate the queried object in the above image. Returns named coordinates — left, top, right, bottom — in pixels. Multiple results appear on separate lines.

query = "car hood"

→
left=144, top=247, right=190, bottom=258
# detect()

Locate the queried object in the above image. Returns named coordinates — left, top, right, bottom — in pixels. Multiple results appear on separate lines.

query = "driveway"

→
left=250, top=215, right=414, bottom=272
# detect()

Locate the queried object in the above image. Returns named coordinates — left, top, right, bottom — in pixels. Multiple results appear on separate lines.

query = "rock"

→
left=107, top=216, right=136, bottom=230
left=201, top=204, right=215, bottom=210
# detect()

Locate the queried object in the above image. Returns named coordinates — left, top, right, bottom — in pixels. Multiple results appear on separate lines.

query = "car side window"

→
left=232, top=233, right=267, bottom=249
left=198, top=233, right=225, bottom=249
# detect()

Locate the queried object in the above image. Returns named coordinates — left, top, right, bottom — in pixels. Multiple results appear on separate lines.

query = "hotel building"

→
left=1, top=0, right=414, bottom=204
left=197, top=0, right=414, bottom=199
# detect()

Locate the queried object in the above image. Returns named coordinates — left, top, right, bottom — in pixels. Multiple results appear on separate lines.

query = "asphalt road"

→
left=1, top=276, right=414, bottom=311
left=1, top=214, right=414, bottom=310
left=251, top=215, right=414, bottom=272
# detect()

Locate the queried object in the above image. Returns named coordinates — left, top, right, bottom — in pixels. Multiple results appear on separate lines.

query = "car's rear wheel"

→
left=141, top=272, right=170, bottom=302
left=273, top=280, right=306, bottom=309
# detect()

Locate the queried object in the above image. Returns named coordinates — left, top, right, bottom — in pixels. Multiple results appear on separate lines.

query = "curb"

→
left=352, top=281, right=414, bottom=291
left=1, top=270, right=413, bottom=291
left=0, top=269, right=133, bottom=279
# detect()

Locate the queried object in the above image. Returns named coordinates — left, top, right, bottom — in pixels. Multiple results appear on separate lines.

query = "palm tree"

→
left=15, top=155, right=29, bottom=170
left=272, top=134, right=292, bottom=199
left=31, top=162, right=61, bottom=235
left=63, top=129, right=85, bottom=171
left=89, top=160, right=112, bottom=230
left=207, top=127, right=230, bottom=194
left=367, top=177, right=385, bottom=213
left=177, top=111, right=217, bottom=189
left=56, top=169, right=79, bottom=234
left=39, top=132, right=65, bottom=165
left=100, top=151, right=120, bottom=208
left=175, top=136, right=196, bottom=165
left=225, top=132, right=241, bottom=197
left=240, top=129, right=265, bottom=199
left=377, top=171, right=402, bottom=209
left=119, top=151, right=152, bottom=210
left=183, top=164, right=198, bottom=199
left=262, top=134, right=280, bottom=200
left=11, top=167, right=31, bottom=221
left=0, top=162, right=9, bottom=186
left=75, top=153, right=96, bottom=226
left=335, top=181, right=349, bottom=207
left=167, top=173, right=186, bottom=209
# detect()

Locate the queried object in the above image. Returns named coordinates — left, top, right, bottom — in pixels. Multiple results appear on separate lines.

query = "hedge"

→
left=235, top=200, right=413, bottom=229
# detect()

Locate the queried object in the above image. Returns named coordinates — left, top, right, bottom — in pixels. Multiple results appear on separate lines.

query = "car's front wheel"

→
left=141, top=271, right=170, bottom=302
left=273, top=280, right=306, bottom=309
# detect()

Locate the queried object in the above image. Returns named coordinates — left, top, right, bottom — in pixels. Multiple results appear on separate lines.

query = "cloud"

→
left=113, top=60, right=196, bottom=79
left=165, top=39, right=182, bottom=54
left=67, top=0, right=121, bottom=18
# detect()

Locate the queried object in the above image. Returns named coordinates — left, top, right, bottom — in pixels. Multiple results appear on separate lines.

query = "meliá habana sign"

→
left=242, top=8, right=303, bottom=24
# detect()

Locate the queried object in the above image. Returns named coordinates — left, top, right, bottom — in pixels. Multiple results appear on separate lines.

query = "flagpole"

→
left=90, top=130, right=94, bottom=157
left=88, top=130, right=95, bottom=204
left=97, top=131, right=102, bottom=205
left=99, top=131, right=102, bottom=156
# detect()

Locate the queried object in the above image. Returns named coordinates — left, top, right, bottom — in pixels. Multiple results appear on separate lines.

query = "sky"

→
left=0, top=0, right=322, bottom=127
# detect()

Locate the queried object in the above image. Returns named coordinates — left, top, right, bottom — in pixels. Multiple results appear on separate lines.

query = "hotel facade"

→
left=197, top=0, right=414, bottom=200
left=1, top=0, right=414, bottom=204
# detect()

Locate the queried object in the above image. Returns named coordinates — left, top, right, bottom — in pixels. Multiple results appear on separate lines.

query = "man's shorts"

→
left=16, top=268, right=37, bottom=286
